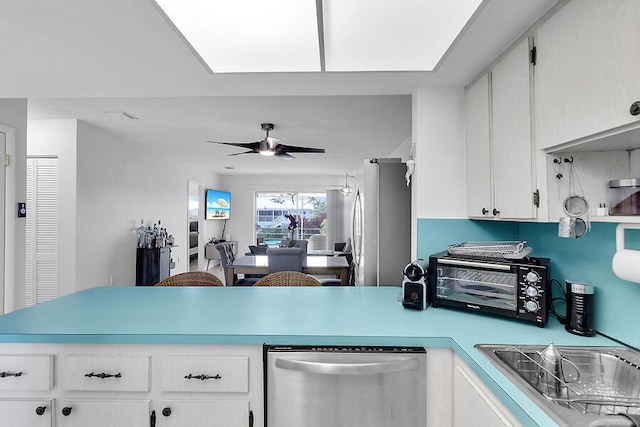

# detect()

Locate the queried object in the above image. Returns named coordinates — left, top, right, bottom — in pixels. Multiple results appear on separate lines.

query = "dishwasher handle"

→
left=274, top=357, right=419, bottom=375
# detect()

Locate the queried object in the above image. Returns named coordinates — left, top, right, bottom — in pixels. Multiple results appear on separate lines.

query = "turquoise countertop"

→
left=0, top=286, right=619, bottom=426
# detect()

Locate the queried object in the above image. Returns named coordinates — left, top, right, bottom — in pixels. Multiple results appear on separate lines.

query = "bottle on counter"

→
left=136, top=219, right=145, bottom=248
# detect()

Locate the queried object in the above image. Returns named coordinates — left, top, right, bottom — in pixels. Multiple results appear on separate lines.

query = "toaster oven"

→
left=428, top=253, right=550, bottom=327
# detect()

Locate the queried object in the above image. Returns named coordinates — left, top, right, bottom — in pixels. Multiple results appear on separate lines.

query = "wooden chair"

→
left=155, top=271, right=223, bottom=287
left=253, top=271, right=322, bottom=287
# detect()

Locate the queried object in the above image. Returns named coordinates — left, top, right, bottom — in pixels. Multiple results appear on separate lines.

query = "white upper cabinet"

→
left=465, top=38, right=538, bottom=220
left=465, top=73, right=492, bottom=218
left=535, top=0, right=640, bottom=151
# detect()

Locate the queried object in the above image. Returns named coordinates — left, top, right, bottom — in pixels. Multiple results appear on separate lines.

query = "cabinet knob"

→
left=482, top=208, right=489, bottom=215
left=492, top=208, right=500, bottom=216
left=162, top=407, right=172, bottom=417
left=62, top=407, right=72, bottom=416
left=630, top=101, right=640, bottom=116
left=35, top=406, right=46, bottom=416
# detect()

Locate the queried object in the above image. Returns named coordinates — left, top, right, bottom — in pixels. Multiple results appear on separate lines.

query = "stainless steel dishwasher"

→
left=265, top=345, right=426, bottom=427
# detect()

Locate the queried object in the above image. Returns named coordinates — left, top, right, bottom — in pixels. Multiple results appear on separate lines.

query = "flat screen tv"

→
left=205, top=189, right=231, bottom=220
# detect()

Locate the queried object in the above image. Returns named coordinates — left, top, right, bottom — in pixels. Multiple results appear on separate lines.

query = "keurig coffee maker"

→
left=402, top=259, right=429, bottom=310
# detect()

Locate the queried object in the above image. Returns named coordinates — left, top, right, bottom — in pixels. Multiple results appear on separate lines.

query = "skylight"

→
left=153, top=0, right=483, bottom=73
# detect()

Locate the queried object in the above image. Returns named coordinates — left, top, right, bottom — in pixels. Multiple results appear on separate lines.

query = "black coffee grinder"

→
left=565, top=281, right=595, bottom=336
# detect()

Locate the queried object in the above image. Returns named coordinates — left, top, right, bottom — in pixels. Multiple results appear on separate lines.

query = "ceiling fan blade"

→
left=208, top=141, right=261, bottom=151
left=228, top=150, right=259, bottom=156
left=275, top=152, right=295, bottom=159
left=277, top=144, right=326, bottom=154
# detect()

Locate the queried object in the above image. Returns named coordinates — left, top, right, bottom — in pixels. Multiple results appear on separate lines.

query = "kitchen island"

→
left=0, top=286, right=617, bottom=426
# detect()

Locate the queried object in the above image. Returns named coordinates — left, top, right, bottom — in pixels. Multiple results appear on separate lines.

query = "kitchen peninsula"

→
left=0, top=286, right=616, bottom=426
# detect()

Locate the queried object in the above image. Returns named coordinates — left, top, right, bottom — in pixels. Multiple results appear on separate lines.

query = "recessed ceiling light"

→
left=322, top=0, right=483, bottom=72
left=153, top=0, right=320, bottom=73
left=152, top=0, right=483, bottom=73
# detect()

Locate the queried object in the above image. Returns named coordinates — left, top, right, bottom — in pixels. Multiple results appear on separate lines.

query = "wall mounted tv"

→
left=205, top=189, right=231, bottom=220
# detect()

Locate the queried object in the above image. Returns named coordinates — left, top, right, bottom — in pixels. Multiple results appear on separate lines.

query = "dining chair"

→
left=266, top=247, right=304, bottom=273
left=254, top=271, right=321, bottom=286
left=308, top=234, right=327, bottom=251
left=214, top=242, right=258, bottom=286
left=155, top=271, right=223, bottom=286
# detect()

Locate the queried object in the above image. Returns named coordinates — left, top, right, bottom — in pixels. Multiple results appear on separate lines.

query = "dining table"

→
left=227, top=255, right=350, bottom=285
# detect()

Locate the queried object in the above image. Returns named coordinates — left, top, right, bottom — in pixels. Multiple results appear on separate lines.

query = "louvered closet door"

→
left=25, top=158, right=59, bottom=306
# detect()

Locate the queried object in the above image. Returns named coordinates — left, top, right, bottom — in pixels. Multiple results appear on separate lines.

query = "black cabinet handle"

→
left=493, top=208, right=500, bottom=216
left=150, top=410, right=156, bottom=427
left=249, top=410, right=254, bottom=427
left=84, top=372, right=122, bottom=379
left=482, top=208, right=489, bottom=215
left=630, top=101, right=640, bottom=116
left=0, top=371, right=23, bottom=378
left=162, top=407, right=172, bottom=417
left=62, top=407, right=72, bottom=416
left=184, top=373, right=222, bottom=380
left=35, top=406, right=46, bottom=416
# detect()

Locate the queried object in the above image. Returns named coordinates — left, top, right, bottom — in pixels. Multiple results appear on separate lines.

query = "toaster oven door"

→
left=434, top=259, right=517, bottom=312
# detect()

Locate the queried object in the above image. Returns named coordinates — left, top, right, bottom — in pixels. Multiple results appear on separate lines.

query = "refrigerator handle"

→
left=274, top=358, right=418, bottom=375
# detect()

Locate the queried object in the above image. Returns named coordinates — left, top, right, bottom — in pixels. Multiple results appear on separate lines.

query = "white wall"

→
left=74, top=121, right=222, bottom=288
left=27, top=119, right=78, bottom=297
left=219, top=174, right=348, bottom=255
left=0, top=99, right=27, bottom=312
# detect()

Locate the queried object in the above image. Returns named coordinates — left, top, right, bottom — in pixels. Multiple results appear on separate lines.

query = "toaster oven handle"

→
left=437, top=258, right=511, bottom=270
left=275, top=358, right=419, bottom=375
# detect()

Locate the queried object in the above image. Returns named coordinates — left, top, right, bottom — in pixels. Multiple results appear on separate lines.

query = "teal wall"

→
left=417, top=218, right=640, bottom=348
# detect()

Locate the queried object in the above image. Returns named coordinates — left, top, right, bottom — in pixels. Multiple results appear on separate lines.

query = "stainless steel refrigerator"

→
left=353, top=158, right=411, bottom=286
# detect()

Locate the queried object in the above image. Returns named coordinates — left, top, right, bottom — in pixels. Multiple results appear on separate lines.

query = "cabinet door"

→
left=159, top=400, right=249, bottom=427
left=58, top=399, right=150, bottom=427
left=535, top=0, right=640, bottom=149
left=453, top=361, right=521, bottom=427
left=491, top=38, right=536, bottom=220
left=0, top=399, right=52, bottom=427
left=465, top=73, right=493, bottom=218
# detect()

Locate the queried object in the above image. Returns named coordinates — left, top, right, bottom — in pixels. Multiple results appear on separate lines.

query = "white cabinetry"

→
left=0, top=399, right=52, bottom=427
left=535, top=0, right=640, bottom=151
left=0, top=344, right=263, bottom=427
left=0, top=354, right=53, bottom=426
left=465, top=38, right=538, bottom=219
left=452, top=354, right=522, bottom=427
left=58, top=399, right=150, bottom=427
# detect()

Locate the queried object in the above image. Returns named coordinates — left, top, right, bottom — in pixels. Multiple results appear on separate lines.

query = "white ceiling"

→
left=0, top=0, right=559, bottom=175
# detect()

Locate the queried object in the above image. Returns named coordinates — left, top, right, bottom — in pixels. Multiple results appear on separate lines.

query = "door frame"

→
left=0, top=124, right=17, bottom=314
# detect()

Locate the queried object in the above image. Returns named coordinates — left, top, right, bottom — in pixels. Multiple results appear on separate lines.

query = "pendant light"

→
left=341, top=174, right=354, bottom=197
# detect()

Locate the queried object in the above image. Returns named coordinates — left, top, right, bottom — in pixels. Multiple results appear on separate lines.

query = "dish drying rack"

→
left=499, top=346, right=640, bottom=416
left=447, top=241, right=532, bottom=260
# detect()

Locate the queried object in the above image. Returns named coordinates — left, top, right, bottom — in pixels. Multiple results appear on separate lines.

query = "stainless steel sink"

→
left=476, top=344, right=640, bottom=427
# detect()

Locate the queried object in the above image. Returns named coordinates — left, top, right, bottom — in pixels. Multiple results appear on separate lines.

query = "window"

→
left=255, top=192, right=326, bottom=246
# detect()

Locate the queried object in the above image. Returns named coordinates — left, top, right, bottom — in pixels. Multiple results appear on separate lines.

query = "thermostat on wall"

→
left=17, top=202, right=26, bottom=218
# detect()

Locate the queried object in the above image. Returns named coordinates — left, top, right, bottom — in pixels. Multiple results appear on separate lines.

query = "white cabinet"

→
left=465, top=37, right=538, bottom=219
left=0, top=399, right=53, bottom=427
left=453, top=354, right=522, bottom=427
left=535, top=0, right=640, bottom=151
left=0, top=344, right=263, bottom=427
left=58, top=399, right=150, bottom=427
left=61, top=355, right=150, bottom=392
left=158, top=400, right=249, bottom=427
left=465, top=73, right=492, bottom=218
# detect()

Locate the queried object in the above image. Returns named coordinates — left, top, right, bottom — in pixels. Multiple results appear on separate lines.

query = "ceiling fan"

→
left=208, top=123, right=325, bottom=159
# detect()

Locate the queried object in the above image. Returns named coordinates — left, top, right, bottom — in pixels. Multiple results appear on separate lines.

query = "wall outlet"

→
left=109, top=276, right=115, bottom=286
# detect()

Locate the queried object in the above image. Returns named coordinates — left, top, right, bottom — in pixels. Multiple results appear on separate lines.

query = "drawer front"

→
left=0, top=355, right=53, bottom=391
left=160, top=400, right=249, bottom=427
left=0, top=399, right=53, bottom=427
left=62, top=355, right=150, bottom=392
left=59, top=399, right=150, bottom=427
left=161, top=356, right=248, bottom=393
